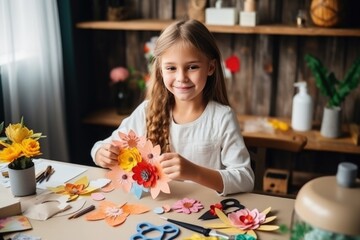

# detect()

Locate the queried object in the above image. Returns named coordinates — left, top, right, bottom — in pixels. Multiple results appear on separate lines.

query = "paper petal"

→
left=131, top=183, right=144, bottom=199
left=91, top=192, right=105, bottom=201
left=263, top=216, right=276, bottom=224
left=90, top=178, right=111, bottom=189
left=216, top=228, right=246, bottom=235
left=122, top=204, right=150, bottom=214
left=67, top=195, right=79, bottom=202
left=257, top=225, right=279, bottom=231
left=74, top=176, right=90, bottom=188
left=85, top=210, right=107, bottom=221
left=215, top=208, right=233, bottom=226
left=204, top=223, right=229, bottom=229
left=105, top=213, right=129, bottom=227
left=101, top=182, right=115, bottom=192
left=261, top=207, right=271, bottom=216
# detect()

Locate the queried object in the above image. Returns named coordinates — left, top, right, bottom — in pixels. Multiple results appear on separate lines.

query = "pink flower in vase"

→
left=110, top=67, right=129, bottom=84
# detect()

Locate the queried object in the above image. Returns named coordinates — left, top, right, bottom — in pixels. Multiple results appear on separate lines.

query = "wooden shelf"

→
left=83, top=108, right=360, bottom=154
left=76, top=19, right=360, bottom=37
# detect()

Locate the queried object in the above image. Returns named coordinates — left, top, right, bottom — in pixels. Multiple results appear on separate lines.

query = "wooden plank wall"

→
left=88, top=0, right=360, bottom=124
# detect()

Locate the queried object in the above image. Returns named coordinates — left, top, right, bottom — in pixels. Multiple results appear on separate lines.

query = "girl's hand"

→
left=94, top=143, right=119, bottom=168
left=158, top=152, right=198, bottom=181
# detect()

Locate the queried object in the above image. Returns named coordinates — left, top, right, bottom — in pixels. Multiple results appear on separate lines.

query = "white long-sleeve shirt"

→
left=91, top=100, right=254, bottom=195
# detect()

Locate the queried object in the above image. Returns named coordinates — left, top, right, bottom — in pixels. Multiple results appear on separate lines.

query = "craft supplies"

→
left=199, top=198, right=244, bottom=220
left=130, top=222, right=180, bottom=240
left=68, top=205, right=95, bottom=219
left=160, top=217, right=231, bottom=239
left=36, top=165, right=54, bottom=183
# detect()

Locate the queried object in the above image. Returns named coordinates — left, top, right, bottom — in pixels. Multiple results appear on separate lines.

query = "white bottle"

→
left=291, top=81, right=313, bottom=131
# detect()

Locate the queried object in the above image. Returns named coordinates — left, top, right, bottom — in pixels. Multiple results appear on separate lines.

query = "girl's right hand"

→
left=94, top=143, right=119, bottom=168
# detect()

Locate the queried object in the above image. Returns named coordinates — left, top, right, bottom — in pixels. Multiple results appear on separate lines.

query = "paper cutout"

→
left=91, top=192, right=105, bottom=201
left=108, top=130, right=171, bottom=199
left=130, top=222, right=179, bottom=240
left=22, top=193, right=86, bottom=221
left=205, top=207, right=279, bottom=239
left=153, top=207, right=164, bottom=214
left=48, top=176, right=102, bottom=202
left=199, top=198, right=245, bottom=220
left=21, top=192, right=86, bottom=220
left=0, top=215, right=32, bottom=233
left=101, top=182, right=115, bottom=192
left=172, top=198, right=204, bottom=214
left=86, top=200, right=150, bottom=227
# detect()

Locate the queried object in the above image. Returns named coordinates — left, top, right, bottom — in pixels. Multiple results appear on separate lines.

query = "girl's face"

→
left=160, top=41, right=215, bottom=104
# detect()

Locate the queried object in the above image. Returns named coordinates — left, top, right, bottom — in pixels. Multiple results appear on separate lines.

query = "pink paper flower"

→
left=172, top=198, right=204, bottom=214
left=113, top=129, right=146, bottom=149
left=106, top=167, right=134, bottom=193
left=139, top=139, right=161, bottom=163
left=110, top=67, right=129, bottom=83
left=228, top=208, right=266, bottom=230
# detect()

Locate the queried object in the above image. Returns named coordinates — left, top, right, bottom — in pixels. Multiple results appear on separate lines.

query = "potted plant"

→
left=0, top=117, right=45, bottom=196
left=305, top=54, right=360, bottom=138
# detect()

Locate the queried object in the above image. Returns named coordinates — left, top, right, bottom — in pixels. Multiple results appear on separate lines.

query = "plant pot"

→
left=320, top=106, right=341, bottom=138
left=8, top=163, right=36, bottom=197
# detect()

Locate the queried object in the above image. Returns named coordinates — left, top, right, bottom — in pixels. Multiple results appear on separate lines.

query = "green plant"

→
left=305, top=54, right=360, bottom=108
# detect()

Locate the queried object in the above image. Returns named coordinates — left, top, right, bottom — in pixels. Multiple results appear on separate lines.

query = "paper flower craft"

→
left=86, top=200, right=150, bottom=227
left=108, top=130, right=171, bottom=199
left=205, top=207, right=279, bottom=239
left=172, top=198, right=204, bottom=214
left=48, top=176, right=100, bottom=202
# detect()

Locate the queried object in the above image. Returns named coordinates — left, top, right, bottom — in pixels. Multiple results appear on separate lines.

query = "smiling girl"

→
left=91, top=19, right=254, bottom=195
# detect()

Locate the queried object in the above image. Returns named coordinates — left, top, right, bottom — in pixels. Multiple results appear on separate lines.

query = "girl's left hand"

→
left=158, top=152, right=198, bottom=181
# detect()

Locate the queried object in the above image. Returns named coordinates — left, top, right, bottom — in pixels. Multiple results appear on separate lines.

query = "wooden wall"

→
left=79, top=0, right=360, bottom=125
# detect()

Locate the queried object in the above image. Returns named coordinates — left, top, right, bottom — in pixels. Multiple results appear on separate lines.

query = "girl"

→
left=91, top=19, right=254, bottom=195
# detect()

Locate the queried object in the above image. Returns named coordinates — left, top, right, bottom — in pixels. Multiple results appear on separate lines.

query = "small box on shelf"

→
left=239, top=11, right=258, bottom=27
left=205, top=8, right=238, bottom=26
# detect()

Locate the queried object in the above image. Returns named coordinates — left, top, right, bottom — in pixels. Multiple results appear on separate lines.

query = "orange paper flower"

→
left=86, top=201, right=150, bottom=227
left=49, top=176, right=98, bottom=202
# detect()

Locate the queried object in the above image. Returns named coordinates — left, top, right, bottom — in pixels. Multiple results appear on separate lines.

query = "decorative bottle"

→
left=291, top=81, right=313, bottom=131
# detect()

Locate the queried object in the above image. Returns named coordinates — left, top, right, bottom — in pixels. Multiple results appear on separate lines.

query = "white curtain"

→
left=0, top=0, right=69, bottom=162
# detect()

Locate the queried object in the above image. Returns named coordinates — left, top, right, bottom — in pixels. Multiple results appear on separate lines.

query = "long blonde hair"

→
left=146, top=19, right=229, bottom=152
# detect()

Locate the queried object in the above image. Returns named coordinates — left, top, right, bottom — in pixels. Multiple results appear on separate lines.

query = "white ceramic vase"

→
left=320, top=106, right=341, bottom=138
left=8, top=164, right=36, bottom=197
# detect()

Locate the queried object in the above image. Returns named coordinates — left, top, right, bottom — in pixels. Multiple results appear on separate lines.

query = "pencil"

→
left=68, top=205, right=95, bottom=219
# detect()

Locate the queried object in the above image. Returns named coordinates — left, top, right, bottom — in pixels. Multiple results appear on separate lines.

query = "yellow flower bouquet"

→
left=0, top=117, right=45, bottom=170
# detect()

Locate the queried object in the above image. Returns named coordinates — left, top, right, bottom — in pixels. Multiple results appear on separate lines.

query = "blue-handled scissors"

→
left=198, top=198, right=245, bottom=220
left=130, top=222, right=180, bottom=240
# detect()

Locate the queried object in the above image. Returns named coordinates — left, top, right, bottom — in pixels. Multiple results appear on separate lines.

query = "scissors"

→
left=130, top=222, right=180, bottom=240
left=198, top=198, right=245, bottom=220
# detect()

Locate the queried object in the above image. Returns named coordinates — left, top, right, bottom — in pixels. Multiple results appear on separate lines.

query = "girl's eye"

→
left=165, top=66, right=176, bottom=71
left=188, top=65, right=199, bottom=70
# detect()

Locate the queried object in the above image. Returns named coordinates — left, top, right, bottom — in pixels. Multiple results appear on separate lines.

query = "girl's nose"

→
left=176, top=69, right=189, bottom=82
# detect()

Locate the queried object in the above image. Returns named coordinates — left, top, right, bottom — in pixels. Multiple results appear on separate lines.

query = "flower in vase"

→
left=0, top=117, right=45, bottom=170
